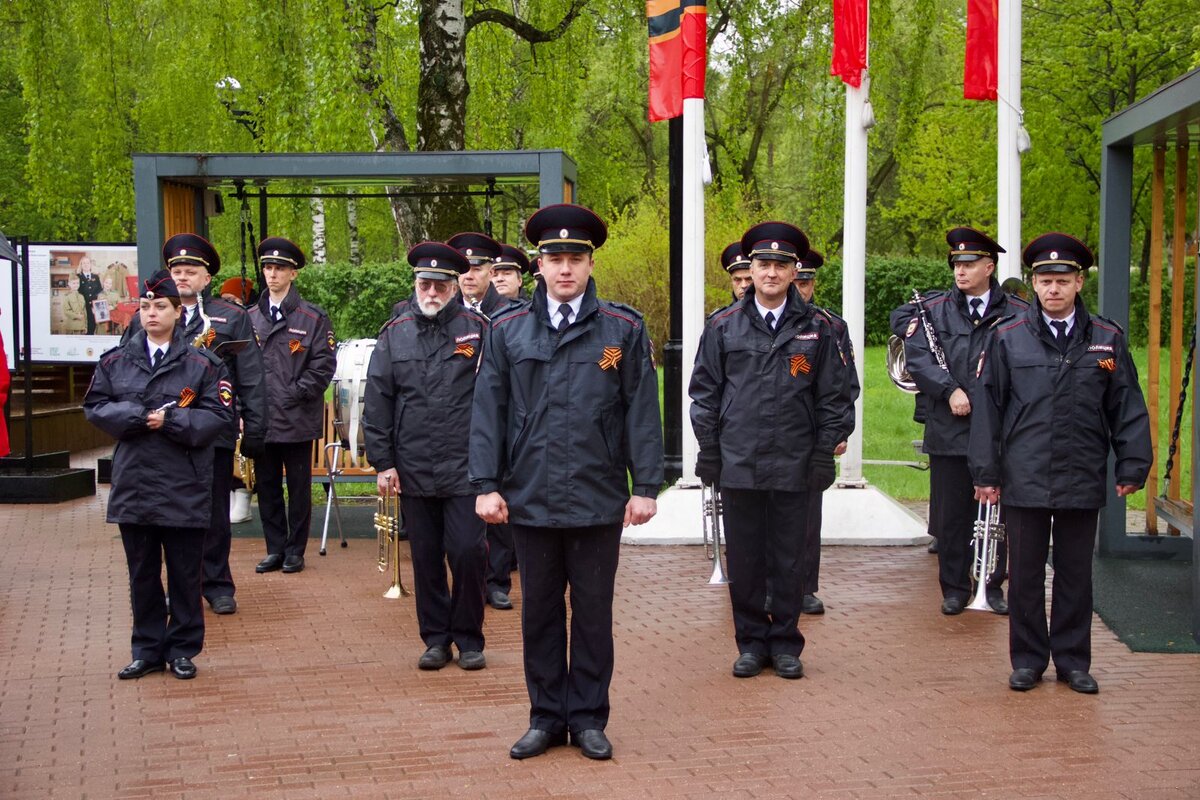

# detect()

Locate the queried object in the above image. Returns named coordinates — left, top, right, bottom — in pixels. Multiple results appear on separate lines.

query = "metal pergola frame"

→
left=131, top=150, right=578, bottom=276
left=1098, top=66, right=1200, bottom=641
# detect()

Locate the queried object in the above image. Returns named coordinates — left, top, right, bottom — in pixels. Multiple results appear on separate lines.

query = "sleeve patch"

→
left=218, top=380, right=234, bottom=407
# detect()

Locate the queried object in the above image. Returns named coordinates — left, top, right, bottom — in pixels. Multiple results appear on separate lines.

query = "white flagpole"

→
left=996, top=0, right=1023, bottom=281
left=680, top=95, right=705, bottom=484
left=839, top=35, right=869, bottom=486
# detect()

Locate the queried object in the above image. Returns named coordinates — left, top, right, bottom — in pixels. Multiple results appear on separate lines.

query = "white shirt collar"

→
left=754, top=297, right=786, bottom=327
left=967, top=289, right=990, bottom=314
left=547, top=292, right=584, bottom=326
left=1041, top=309, right=1076, bottom=335
left=147, top=341, right=169, bottom=361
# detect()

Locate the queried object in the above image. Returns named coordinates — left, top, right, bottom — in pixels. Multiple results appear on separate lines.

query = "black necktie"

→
left=764, top=311, right=776, bottom=330
left=271, top=306, right=282, bottom=323
left=152, top=349, right=164, bottom=369
left=969, top=298, right=983, bottom=324
left=1051, top=320, right=1068, bottom=347
left=556, top=303, right=571, bottom=332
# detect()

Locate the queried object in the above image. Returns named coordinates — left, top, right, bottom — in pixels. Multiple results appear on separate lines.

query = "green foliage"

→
left=240, top=261, right=415, bottom=341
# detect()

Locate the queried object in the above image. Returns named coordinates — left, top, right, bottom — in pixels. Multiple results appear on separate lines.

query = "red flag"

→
left=830, top=0, right=868, bottom=87
left=648, top=0, right=707, bottom=122
left=964, top=0, right=998, bottom=100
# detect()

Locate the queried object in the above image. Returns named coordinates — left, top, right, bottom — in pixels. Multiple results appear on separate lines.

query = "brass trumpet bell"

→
left=374, top=491, right=410, bottom=599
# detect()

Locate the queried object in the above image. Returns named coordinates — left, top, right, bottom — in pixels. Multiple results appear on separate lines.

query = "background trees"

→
left=0, top=0, right=1196, bottom=336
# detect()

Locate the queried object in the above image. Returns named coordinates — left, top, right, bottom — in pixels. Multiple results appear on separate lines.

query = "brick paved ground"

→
left=2, top=479, right=1199, bottom=799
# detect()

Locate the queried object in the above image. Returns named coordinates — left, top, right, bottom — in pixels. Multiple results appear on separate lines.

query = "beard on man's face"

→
left=417, top=294, right=448, bottom=318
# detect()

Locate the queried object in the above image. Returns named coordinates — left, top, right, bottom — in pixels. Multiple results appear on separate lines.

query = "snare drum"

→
left=332, top=338, right=376, bottom=465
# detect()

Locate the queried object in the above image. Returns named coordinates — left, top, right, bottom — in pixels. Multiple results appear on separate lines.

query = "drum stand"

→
left=318, top=441, right=349, bottom=556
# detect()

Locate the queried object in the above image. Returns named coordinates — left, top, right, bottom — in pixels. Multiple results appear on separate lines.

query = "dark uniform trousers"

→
left=929, top=454, right=1006, bottom=601
left=485, top=523, right=517, bottom=595
left=257, top=441, right=313, bottom=558
left=1005, top=505, right=1098, bottom=675
left=512, top=522, right=622, bottom=735
left=119, top=523, right=205, bottom=662
left=404, top=495, right=487, bottom=652
left=202, top=447, right=236, bottom=601
left=803, top=492, right=822, bottom=595
left=723, top=488, right=808, bottom=657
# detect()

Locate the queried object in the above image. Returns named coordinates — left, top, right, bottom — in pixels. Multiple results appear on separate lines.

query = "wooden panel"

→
left=161, top=182, right=197, bottom=240
left=1147, top=144, right=1165, bottom=533
left=311, top=401, right=376, bottom=480
left=7, top=407, right=114, bottom=456
left=1168, top=133, right=1188, bottom=529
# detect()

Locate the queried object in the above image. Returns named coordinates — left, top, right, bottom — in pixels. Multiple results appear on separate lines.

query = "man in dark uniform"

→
left=364, top=242, right=491, bottom=671
left=122, top=234, right=267, bottom=615
left=720, top=241, right=753, bottom=302
left=248, top=237, right=336, bottom=575
left=448, top=231, right=512, bottom=317
left=84, top=271, right=234, bottom=680
left=490, top=244, right=531, bottom=303
left=791, top=248, right=860, bottom=615
left=971, top=232, right=1151, bottom=694
left=690, top=222, right=852, bottom=682
left=471, top=203, right=664, bottom=761
left=889, top=227, right=1027, bottom=616
left=77, top=256, right=104, bottom=335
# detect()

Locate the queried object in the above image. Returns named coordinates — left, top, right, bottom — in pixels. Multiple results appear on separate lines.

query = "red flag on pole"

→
left=830, top=0, right=868, bottom=87
left=648, top=0, right=707, bottom=122
left=964, top=0, right=998, bottom=100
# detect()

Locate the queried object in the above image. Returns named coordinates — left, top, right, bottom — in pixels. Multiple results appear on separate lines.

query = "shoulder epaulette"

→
left=707, top=302, right=734, bottom=320
left=1091, top=315, right=1126, bottom=336
left=603, top=300, right=644, bottom=319
left=987, top=313, right=1017, bottom=329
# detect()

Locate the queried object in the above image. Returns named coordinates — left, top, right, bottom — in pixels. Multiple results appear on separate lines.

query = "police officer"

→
left=249, top=237, right=336, bottom=575
left=690, top=222, right=853, bottom=681
left=84, top=271, right=234, bottom=680
left=364, top=242, right=491, bottom=671
left=889, top=227, right=1027, bottom=616
left=77, top=256, right=104, bottom=334
left=447, top=231, right=512, bottom=317
left=471, top=203, right=664, bottom=761
left=490, top=244, right=531, bottom=302
left=791, top=248, right=859, bottom=615
left=971, top=233, right=1151, bottom=694
left=721, top=241, right=753, bottom=302
left=122, top=234, right=267, bottom=615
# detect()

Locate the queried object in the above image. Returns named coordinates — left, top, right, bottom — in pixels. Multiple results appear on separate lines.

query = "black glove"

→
left=695, top=449, right=722, bottom=487
left=239, top=435, right=266, bottom=461
left=809, top=449, right=836, bottom=492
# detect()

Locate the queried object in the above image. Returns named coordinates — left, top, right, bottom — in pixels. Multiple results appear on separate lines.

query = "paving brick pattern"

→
left=2, top=487, right=1199, bottom=799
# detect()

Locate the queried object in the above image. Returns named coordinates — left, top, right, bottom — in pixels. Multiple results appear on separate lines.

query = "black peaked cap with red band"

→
left=258, top=237, right=307, bottom=269
left=525, top=204, right=608, bottom=254
left=946, top=226, right=1005, bottom=267
left=1022, top=232, right=1094, bottom=274
left=720, top=241, right=751, bottom=273
left=408, top=241, right=470, bottom=281
left=163, top=233, right=220, bottom=276
left=740, top=221, right=809, bottom=264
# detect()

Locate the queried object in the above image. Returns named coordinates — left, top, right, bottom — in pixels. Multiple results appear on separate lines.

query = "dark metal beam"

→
left=1102, top=67, right=1200, bottom=147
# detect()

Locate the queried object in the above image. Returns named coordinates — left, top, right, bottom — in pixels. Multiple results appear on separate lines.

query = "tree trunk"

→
left=347, top=190, right=362, bottom=267
left=310, top=188, right=327, bottom=265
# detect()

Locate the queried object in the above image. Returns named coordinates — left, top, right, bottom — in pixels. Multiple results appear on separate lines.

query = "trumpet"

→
left=701, top=484, right=729, bottom=585
left=966, top=500, right=1006, bottom=612
left=375, top=491, right=409, bottom=599
left=233, top=434, right=255, bottom=494
left=191, top=293, right=212, bottom=349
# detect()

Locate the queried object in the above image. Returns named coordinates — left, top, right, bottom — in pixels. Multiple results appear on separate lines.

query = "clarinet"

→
left=912, top=290, right=949, bottom=373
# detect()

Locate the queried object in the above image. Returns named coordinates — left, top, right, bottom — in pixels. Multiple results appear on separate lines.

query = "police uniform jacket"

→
left=817, top=306, right=860, bottom=434
left=689, top=285, right=853, bottom=492
left=248, top=285, right=336, bottom=443
left=889, top=279, right=1028, bottom=456
left=363, top=296, right=487, bottom=497
left=84, top=328, right=234, bottom=528
left=469, top=279, right=664, bottom=527
left=968, top=298, right=1152, bottom=509
left=122, top=287, right=267, bottom=450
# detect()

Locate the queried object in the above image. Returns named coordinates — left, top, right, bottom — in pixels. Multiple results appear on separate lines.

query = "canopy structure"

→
left=131, top=150, right=578, bottom=275
left=1099, top=67, right=1200, bottom=642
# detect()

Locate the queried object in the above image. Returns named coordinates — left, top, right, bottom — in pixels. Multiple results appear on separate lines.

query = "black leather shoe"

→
left=281, top=555, right=305, bottom=573
left=509, top=728, right=567, bottom=759
left=941, top=596, right=965, bottom=615
left=772, top=654, right=804, bottom=679
left=801, top=594, right=825, bottom=615
left=458, top=650, right=486, bottom=670
left=986, top=591, right=1009, bottom=616
left=255, top=554, right=283, bottom=573
left=210, top=596, right=238, bottom=615
left=927, top=538, right=939, bottom=554
left=1058, top=670, right=1099, bottom=694
left=1009, top=667, right=1041, bottom=691
left=571, top=729, right=613, bottom=760
left=418, top=645, right=451, bottom=671
left=488, top=590, right=513, bottom=610
left=117, top=659, right=164, bottom=680
left=169, top=657, right=197, bottom=680
left=732, top=652, right=769, bottom=678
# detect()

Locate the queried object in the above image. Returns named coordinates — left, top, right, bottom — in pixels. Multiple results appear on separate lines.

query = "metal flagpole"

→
left=680, top=95, right=706, bottom=485
left=996, top=0, right=1024, bottom=281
